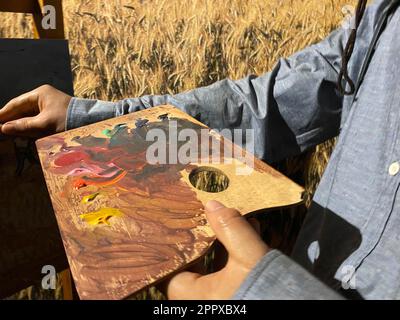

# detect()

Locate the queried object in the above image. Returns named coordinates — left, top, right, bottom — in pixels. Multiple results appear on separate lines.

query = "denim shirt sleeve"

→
left=232, top=250, right=344, bottom=300
left=66, top=25, right=349, bottom=163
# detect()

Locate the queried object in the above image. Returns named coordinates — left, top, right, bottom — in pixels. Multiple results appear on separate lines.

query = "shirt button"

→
left=389, top=162, right=400, bottom=176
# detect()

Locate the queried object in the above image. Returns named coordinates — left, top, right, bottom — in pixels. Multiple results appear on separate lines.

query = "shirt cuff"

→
left=66, top=97, right=117, bottom=130
left=232, top=249, right=343, bottom=300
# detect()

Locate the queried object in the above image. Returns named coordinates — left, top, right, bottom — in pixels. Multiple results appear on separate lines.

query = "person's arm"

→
left=0, top=25, right=347, bottom=162
left=66, top=27, right=347, bottom=163
left=232, top=250, right=343, bottom=300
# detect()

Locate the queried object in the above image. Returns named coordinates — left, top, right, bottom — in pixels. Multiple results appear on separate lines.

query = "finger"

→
left=158, top=257, right=205, bottom=297
left=166, top=271, right=201, bottom=300
left=0, top=90, right=39, bottom=123
left=205, top=200, right=268, bottom=265
left=0, top=115, right=48, bottom=138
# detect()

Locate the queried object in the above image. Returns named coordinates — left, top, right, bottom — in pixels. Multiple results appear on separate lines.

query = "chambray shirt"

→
left=66, top=0, right=400, bottom=299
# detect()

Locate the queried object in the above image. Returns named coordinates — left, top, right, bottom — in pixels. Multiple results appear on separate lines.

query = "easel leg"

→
left=60, top=269, right=73, bottom=300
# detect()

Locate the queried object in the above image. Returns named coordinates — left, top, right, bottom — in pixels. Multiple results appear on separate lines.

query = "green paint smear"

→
left=102, top=129, right=112, bottom=137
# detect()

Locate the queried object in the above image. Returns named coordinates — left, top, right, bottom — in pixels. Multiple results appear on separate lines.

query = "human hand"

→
left=0, top=84, right=72, bottom=138
left=166, top=200, right=269, bottom=300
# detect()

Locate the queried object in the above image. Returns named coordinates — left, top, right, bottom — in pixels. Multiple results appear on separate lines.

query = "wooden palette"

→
left=36, top=105, right=304, bottom=300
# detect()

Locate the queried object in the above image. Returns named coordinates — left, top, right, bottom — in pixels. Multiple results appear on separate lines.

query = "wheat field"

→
left=1, top=0, right=356, bottom=299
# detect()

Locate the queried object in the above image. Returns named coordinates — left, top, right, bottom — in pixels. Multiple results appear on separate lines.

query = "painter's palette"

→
left=36, top=105, right=304, bottom=300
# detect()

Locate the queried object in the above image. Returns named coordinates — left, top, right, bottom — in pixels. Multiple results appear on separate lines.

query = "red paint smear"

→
left=74, top=179, right=87, bottom=190
left=73, top=170, right=128, bottom=190
left=54, top=151, right=90, bottom=167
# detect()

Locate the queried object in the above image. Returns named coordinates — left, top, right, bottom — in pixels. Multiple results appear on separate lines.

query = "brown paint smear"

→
left=36, top=116, right=216, bottom=299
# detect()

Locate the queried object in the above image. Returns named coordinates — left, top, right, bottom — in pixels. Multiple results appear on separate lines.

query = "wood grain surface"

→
left=36, top=105, right=304, bottom=300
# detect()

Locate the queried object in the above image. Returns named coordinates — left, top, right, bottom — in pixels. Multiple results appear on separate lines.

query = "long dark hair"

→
left=338, top=0, right=368, bottom=95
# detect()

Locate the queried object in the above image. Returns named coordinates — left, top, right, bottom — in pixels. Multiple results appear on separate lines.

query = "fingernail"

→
left=205, top=200, right=225, bottom=212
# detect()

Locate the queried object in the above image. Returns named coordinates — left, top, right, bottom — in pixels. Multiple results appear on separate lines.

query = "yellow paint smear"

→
left=79, top=207, right=123, bottom=226
left=81, top=192, right=100, bottom=203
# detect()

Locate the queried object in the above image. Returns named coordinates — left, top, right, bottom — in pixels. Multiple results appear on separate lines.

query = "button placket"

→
left=353, top=57, right=400, bottom=273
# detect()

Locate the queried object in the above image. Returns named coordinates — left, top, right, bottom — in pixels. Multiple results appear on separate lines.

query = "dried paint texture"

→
left=36, top=106, right=303, bottom=300
left=36, top=115, right=216, bottom=300
left=81, top=192, right=100, bottom=204
left=79, top=207, right=123, bottom=226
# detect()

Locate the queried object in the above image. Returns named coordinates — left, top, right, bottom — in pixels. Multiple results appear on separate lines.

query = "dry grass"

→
left=0, top=0, right=357, bottom=299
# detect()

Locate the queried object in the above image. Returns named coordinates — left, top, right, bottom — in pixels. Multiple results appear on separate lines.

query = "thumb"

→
left=0, top=115, right=48, bottom=138
left=205, top=200, right=269, bottom=265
